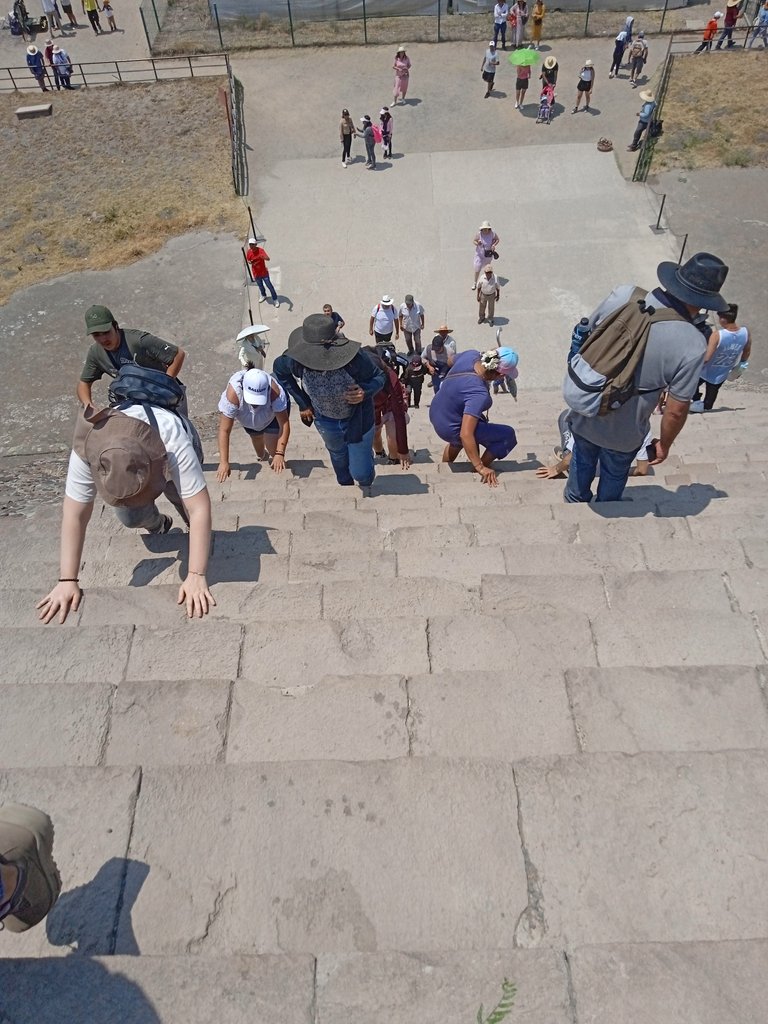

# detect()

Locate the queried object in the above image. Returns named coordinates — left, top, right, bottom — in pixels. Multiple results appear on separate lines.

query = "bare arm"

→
left=369, top=316, right=375, bottom=336
left=166, top=346, right=185, bottom=378
left=177, top=488, right=215, bottom=618
left=270, top=408, right=291, bottom=474
left=653, top=395, right=689, bottom=464
left=741, top=328, right=751, bottom=361
left=460, top=414, right=497, bottom=486
left=37, top=496, right=93, bottom=624
left=76, top=380, right=93, bottom=406
left=702, top=330, right=720, bottom=365
left=216, top=414, right=235, bottom=482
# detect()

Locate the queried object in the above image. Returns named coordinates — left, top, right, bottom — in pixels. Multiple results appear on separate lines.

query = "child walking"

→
left=102, top=0, right=116, bottom=29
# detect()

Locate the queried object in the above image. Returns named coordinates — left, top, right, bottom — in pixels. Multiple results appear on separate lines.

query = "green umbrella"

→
left=507, top=49, right=541, bottom=67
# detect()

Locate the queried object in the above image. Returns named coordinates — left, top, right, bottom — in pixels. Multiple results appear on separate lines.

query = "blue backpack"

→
left=108, top=363, right=203, bottom=463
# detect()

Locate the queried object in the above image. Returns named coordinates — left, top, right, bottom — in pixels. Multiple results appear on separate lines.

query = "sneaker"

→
left=689, top=400, right=705, bottom=413
left=148, top=514, right=173, bottom=535
left=274, top=300, right=280, bottom=309
left=572, top=107, right=578, bottom=114
left=0, top=803, right=61, bottom=932
left=478, top=317, right=484, bottom=324
left=609, top=71, right=614, bottom=78
left=585, top=104, right=590, bottom=111
left=258, top=294, right=267, bottom=303
left=514, top=101, right=519, bottom=108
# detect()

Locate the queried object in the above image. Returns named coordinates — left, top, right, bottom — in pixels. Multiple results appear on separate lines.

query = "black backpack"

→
left=108, top=363, right=203, bottom=464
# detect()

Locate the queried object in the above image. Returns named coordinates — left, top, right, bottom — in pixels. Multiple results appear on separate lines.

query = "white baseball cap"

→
left=242, top=368, right=270, bottom=405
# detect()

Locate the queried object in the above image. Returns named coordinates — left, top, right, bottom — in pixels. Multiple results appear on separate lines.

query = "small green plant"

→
left=103, top=206, right=119, bottom=223
left=476, top=978, right=517, bottom=1024
left=723, top=149, right=751, bottom=168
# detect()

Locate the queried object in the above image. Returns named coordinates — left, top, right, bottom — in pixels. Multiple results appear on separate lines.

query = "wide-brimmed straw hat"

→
left=434, top=324, right=453, bottom=333
left=27, top=45, right=38, bottom=55
left=656, top=252, right=729, bottom=312
left=544, top=55, right=557, bottom=69
left=639, top=89, right=655, bottom=102
left=287, top=314, right=360, bottom=370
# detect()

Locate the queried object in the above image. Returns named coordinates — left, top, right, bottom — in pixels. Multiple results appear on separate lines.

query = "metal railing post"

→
left=150, top=0, right=160, bottom=31
left=659, top=0, right=670, bottom=33
left=188, top=55, right=193, bottom=76
left=79, top=63, right=87, bottom=86
left=362, top=0, right=368, bottom=43
left=151, top=57, right=158, bottom=81
left=437, top=0, right=441, bottom=41
left=585, top=0, right=591, bottom=36
left=678, top=233, right=688, bottom=266
left=115, top=60, right=122, bottom=82
left=248, top=206, right=257, bottom=240
left=8, top=69, right=16, bottom=90
left=655, top=193, right=666, bottom=231
left=213, top=2, right=224, bottom=49
left=139, top=7, right=152, bottom=50
left=286, top=0, right=295, bottom=45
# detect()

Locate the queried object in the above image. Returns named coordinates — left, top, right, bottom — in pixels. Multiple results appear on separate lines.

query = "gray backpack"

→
left=563, top=287, right=684, bottom=417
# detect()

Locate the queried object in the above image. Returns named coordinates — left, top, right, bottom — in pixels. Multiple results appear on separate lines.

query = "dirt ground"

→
left=155, top=0, right=695, bottom=54
left=654, top=51, right=768, bottom=172
left=0, top=78, right=243, bottom=305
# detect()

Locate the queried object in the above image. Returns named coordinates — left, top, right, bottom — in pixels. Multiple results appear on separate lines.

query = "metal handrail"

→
left=0, top=51, right=229, bottom=92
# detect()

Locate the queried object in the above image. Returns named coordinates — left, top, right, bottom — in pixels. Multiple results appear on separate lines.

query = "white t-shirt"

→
left=218, top=371, right=287, bottom=432
left=65, top=404, right=206, bottom=504
left=371, top=304, right=398, bottom=334
left=477, top=274, right=499, bottom=295
left=483, top=50, right=499, bottom=75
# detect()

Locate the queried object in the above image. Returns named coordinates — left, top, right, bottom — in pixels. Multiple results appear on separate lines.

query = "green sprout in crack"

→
left=476, top=978, right=517, bottom=1024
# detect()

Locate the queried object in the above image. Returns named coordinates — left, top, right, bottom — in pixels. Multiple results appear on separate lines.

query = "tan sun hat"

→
left=434, top=324, right=453, bottom=333
left=479, top=220, right=492, bottom=230
left=584, top=59, right=594, bottom=67
left=639, top=89, right=655, bottom=102
left=544, top=55, right=557, bottom=69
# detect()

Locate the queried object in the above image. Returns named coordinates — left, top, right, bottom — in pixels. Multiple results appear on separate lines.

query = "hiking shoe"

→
left=0, top=804, right=62, bottom=932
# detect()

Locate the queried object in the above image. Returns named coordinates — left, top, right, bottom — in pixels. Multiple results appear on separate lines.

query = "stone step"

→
left=5, top=749, right=764, bottom=957
left=5, top=940, right=766, bottom=1024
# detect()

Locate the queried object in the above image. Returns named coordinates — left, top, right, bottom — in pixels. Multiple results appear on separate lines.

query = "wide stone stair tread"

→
left=2, top=386, right=768, bottom=1016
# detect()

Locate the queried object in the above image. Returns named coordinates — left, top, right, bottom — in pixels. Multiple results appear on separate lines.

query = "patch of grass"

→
left=654, top=52, right=768, bottom=172
left=0, top=78, right=243, bottom=305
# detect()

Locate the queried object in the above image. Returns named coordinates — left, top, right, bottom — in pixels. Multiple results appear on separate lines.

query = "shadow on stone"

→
left=0, top=956, right=161, bottom=1024
left=45, top=856, right=149, bottom=956
left=587, top=483, right=727, bottom=519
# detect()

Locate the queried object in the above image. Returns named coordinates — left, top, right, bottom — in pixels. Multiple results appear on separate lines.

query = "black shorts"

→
left=244, top=417, right=279, bottom=436
left=577, top=79, right=592, bottom=92
left=482, top=71, right=495, bottom=83
left=516, top=77, right=529, bottom=91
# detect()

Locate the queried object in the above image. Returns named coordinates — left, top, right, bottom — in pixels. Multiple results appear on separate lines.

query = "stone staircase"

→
left=1, top=384, right=767, bottom=1023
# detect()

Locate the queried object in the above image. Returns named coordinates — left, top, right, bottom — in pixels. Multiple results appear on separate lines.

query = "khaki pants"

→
left=478, top=292, right=496, bottom=320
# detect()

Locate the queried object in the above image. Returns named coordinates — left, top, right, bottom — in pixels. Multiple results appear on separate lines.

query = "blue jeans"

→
left=563, top=432, right=637, bottom=503
left=314, top=416, right=376, bottom=487
left=493, top=21, right=506, bottom=46
left=432, top=370, right=448, bottom=394
left=255, top=274, right=277, bottom=301
left=115, top=504, right=165, bottom=531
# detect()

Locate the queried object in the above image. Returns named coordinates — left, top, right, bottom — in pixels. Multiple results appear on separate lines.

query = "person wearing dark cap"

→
left=77, top=305, right=186, bottom=409
left=272, top=314, right=385, bottom=488
left=563, top=252, right=730, bottom=504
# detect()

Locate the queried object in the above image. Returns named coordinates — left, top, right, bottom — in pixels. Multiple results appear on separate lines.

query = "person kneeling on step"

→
left=37, top=367, right=214, bottom=624
left=429, top=346, right=519, bottom=488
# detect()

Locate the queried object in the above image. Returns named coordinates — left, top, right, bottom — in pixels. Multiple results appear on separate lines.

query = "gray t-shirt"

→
left=569, top=284, right=706, bottom=452
left=80, top=328, right=179, bottom=383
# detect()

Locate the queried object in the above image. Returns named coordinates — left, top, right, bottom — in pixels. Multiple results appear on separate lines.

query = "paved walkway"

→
left=1, top=33, right=767, bottom=1024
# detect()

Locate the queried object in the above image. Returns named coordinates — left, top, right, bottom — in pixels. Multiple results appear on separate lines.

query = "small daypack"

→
left=563, top=287, right=684, bottom=417
left=73, top=405, right=169, bottom=508
left=108, top=363, right=203, bottom=463
left=108, top=363, right=185, bottom=410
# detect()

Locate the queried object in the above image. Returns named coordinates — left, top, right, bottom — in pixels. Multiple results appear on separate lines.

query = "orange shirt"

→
left=703, top=17, right=718, bottom=39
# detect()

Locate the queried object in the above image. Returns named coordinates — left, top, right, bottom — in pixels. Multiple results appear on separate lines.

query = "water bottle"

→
left=569, top=317, right=590, bottom=361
